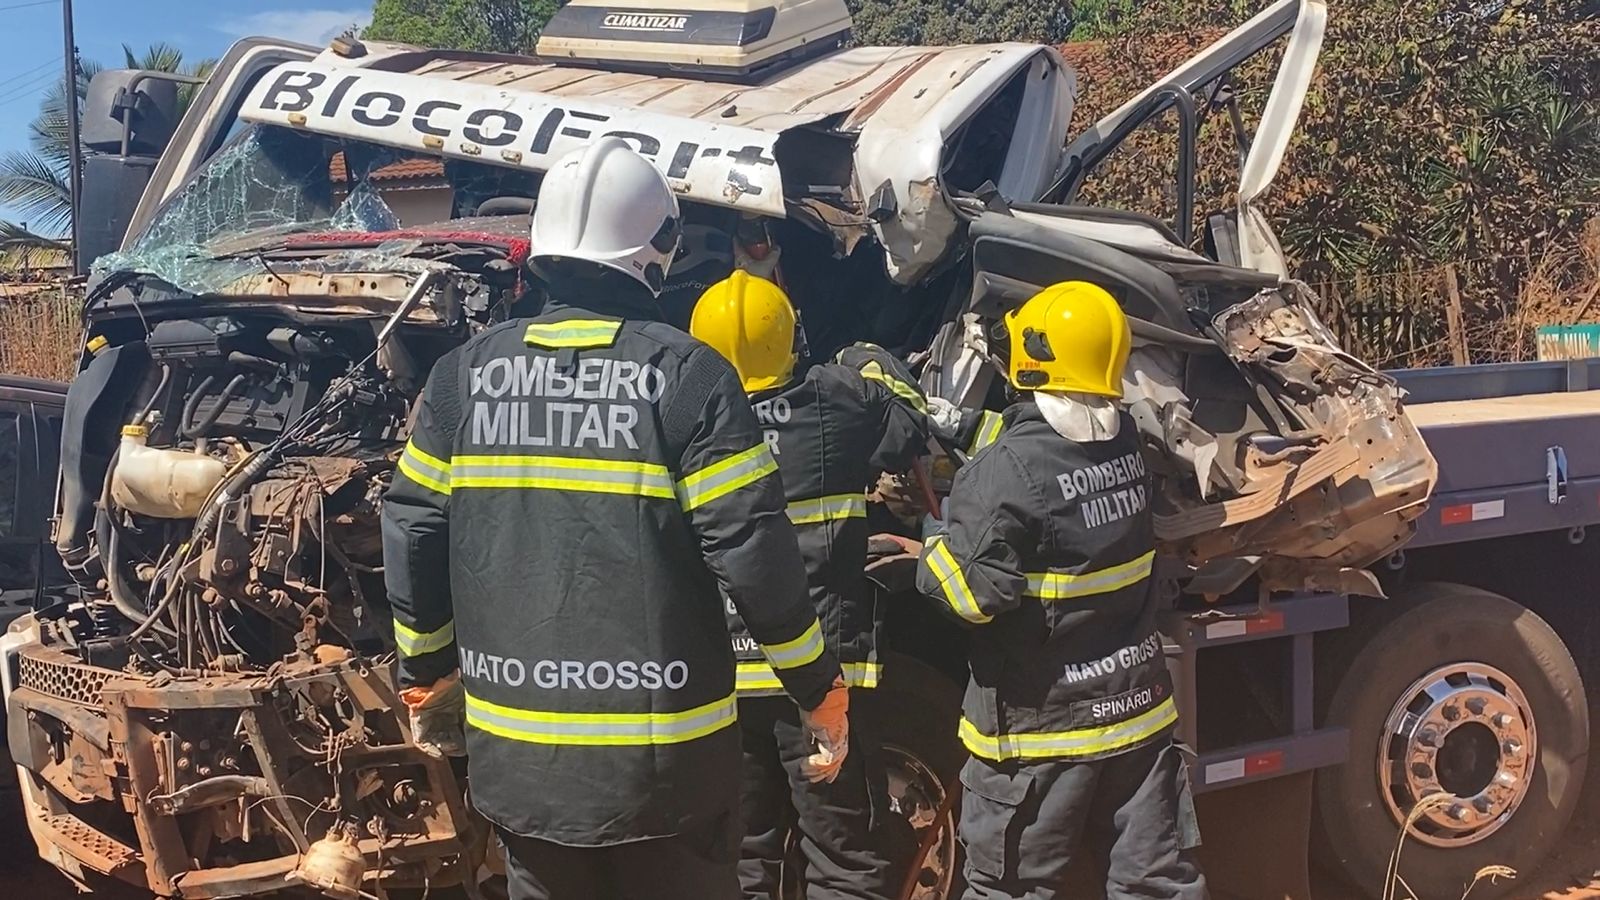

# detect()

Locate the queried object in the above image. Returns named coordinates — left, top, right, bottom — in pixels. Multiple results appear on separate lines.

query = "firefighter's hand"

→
left=799, top=678, right=850, bottom=783
left=870, top=533, right=923, bottom=557
left=400, top=672, right=466, bottom=758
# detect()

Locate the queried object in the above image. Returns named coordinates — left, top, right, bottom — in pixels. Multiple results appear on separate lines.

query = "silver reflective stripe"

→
left=450, top=455, right=677, bottom=499
left=959, top=697, right=1179, bottom=761
left=394, top=619, right=455, bottom=657
left=860, top=362, right=928, bottom=413
left=736, top=662, right=783, bottom=692
left=761, top=619, right=825, bottom=670
left=465, top=692, right=738, bottom=746
left=678, top=445, right=779, bottom=511
left=732, top=659, right=876, bottom=695
left=1025, top=551, right=1156, bottom=601
left=524, top=319, right=622, bottom=348
left=923, top=537, right=990, bottom=624
left=787, top=494, right=867, bottom=525
left=737, top=660, right=882, bottom=692
left=398, top=441, right=452, bottom=495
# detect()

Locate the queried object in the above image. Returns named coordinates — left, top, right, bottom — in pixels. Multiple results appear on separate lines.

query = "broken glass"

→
left=92, top=125, right=412, bottom=296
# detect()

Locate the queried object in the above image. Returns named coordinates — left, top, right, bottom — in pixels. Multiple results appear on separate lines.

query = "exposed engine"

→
left=7, top=252, right=520, bottom=897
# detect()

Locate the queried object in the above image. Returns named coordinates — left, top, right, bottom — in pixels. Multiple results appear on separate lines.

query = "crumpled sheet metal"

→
left=1157, top=281, right=1439, bottom=594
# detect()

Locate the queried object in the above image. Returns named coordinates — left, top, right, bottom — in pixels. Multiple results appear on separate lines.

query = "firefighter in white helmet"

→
left=383, top=137, right=844, bottom=899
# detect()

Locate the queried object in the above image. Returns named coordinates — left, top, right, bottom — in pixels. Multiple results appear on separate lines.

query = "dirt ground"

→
left=0, top=779, right=1596, bottom=898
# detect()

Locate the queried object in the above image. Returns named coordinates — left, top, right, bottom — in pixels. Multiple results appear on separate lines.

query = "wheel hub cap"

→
left=883, top=745, right=956, bottom=900
left=1378, top=662, right=1535, bottom=847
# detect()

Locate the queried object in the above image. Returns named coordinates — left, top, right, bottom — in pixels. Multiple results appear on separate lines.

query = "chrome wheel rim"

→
left=1377, top=662, right=1536, bottom=847
left=883, top=744, right=957, bottom=899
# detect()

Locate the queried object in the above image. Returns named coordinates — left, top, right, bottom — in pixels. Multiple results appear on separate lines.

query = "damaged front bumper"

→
left=6, top=639, right=475, bottom=898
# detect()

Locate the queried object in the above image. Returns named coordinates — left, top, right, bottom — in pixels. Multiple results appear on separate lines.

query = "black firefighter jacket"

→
left=915, top=402, right=1176, bottom=764
left=727, top=345, right=930, bottom=695
left=382, top=294, right=841, bottom=846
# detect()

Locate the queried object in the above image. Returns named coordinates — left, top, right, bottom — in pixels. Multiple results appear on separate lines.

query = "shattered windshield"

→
left=92, top=124, right=535, bottom=296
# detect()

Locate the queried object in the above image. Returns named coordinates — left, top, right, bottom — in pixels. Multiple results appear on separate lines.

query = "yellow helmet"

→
left=690, top=270, right=799, bottom=393
left=1004, top=281, right=1131, bottom=397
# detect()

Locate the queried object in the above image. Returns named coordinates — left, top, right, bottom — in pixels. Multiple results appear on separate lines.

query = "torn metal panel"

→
left=1153, top=283, right=1437, bottom=588
left=855, top=47, right=1072, bottom=283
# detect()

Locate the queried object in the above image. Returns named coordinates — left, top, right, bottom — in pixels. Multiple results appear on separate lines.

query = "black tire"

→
left=857, top=652, right=966, bottom=900
left=1315, top=583, right=1588, bottom=899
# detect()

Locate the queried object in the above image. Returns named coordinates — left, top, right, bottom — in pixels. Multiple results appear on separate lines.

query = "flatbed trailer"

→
left=1157, top=359, right=1600, bottom=899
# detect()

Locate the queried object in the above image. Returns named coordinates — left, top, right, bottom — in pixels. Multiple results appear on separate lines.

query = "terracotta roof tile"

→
left=329, top=153, right=447, bottom=184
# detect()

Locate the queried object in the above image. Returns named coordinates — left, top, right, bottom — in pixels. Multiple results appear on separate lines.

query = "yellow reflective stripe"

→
left=677, top=445, right=779, bottom=511
left=465, top=692, right=737, bottom=746
left=736, top=660, right=881, bottom=693
left=959, top=697, right=1178, bottom=761
left=761, top=619, right=825, bottom=670
left=843, top=661, right=882, bottom=689
left=860, top=362, right=929, bottom=413
left=923, top=537, right=991, bottom=624
left=1026, top=551, right=1156, bottom=601
left=451, top=455, right=676, bottom=499
left=787, top=494, right=867, bottom=525
left=524, top=319, right=622, bottom=349
left=394, top=619, right=455, bottom=657
left=398, top=440, right=452, bottom=495
left=968, top=410, right=1004, bottom=455
left=736, top=661, right=784, bottom=693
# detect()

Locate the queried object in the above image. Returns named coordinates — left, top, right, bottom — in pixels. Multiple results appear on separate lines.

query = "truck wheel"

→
left=1315, top=583, right=1587, bottom=899
left=780, top=652, right=965, bottom=900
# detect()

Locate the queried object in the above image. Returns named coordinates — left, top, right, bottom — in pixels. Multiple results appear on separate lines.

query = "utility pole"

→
left=62, top=0, right=82, bottom=275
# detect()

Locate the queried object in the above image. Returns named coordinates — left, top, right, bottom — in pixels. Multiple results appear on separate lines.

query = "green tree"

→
left=0, top=43, right=213, bottom=253
left=365, top=0, right=563, bottom=53
left=1067, top=0, right=1599, bottom=366
left=848, top=0, right=1074, bottom=46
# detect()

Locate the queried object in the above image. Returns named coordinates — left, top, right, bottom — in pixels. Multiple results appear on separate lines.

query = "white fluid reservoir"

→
left=110, top=425, right=227, bottom=519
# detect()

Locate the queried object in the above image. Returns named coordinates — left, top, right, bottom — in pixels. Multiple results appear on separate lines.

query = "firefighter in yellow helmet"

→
left=915, top=282, right=1207, bottom=900
left=692, top=270, right=932, bottom=900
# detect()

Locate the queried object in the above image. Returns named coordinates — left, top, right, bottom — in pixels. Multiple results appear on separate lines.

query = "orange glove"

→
left=798, top=677, right=850, bottom=783
left=400, top=671, right=466, bottom=758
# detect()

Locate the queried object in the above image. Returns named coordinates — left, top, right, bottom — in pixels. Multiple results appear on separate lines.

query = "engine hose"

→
left=98, top=446, right=182, bottom=635
left=135, top=364, right=172, bottom=426
left=182, top=373, right=248, bottom=439
left=179, top=375, right=216, bottom=436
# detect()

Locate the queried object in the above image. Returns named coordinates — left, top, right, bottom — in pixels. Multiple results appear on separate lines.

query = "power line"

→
left=0, top=68, right=66, bottom=108
left=0, top=0, right=59, bottom=11
left=0, top=57, right=61, bottom=93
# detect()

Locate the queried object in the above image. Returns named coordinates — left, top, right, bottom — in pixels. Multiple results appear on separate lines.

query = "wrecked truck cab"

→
left=9, top=1, right=1436, bottom=896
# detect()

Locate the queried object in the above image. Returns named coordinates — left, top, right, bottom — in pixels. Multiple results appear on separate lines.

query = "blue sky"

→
left=0, top=0, right=372, bottom=228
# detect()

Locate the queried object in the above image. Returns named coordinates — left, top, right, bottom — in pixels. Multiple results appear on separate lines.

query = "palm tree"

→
left=0, top=43, right=213, bottom=257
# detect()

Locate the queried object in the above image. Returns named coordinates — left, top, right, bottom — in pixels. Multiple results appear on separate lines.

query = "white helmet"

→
left=531, top=136, right=682, bottom=295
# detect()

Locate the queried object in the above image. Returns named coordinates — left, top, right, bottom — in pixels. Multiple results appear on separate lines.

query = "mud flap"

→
left=1193, top=771, right=1313, bottom=900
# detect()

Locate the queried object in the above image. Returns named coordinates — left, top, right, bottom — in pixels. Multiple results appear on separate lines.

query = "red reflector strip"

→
left=1205, top=612, right=1285, bottom=641
left=1203, top=750, right=1285, bottom=785
left=1441, top=499, right=1505, bottom=525
left=1246, top=612, right=1285, bottom=635
left=1246, top=750, right=1284, bottom=776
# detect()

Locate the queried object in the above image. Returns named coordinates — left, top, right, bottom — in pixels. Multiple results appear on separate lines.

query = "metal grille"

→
left=18, top=652, right=118, bottom=707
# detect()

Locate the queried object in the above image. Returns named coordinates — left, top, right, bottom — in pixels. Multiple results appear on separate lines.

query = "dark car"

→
left=0, top=375, right=68, bottom=624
